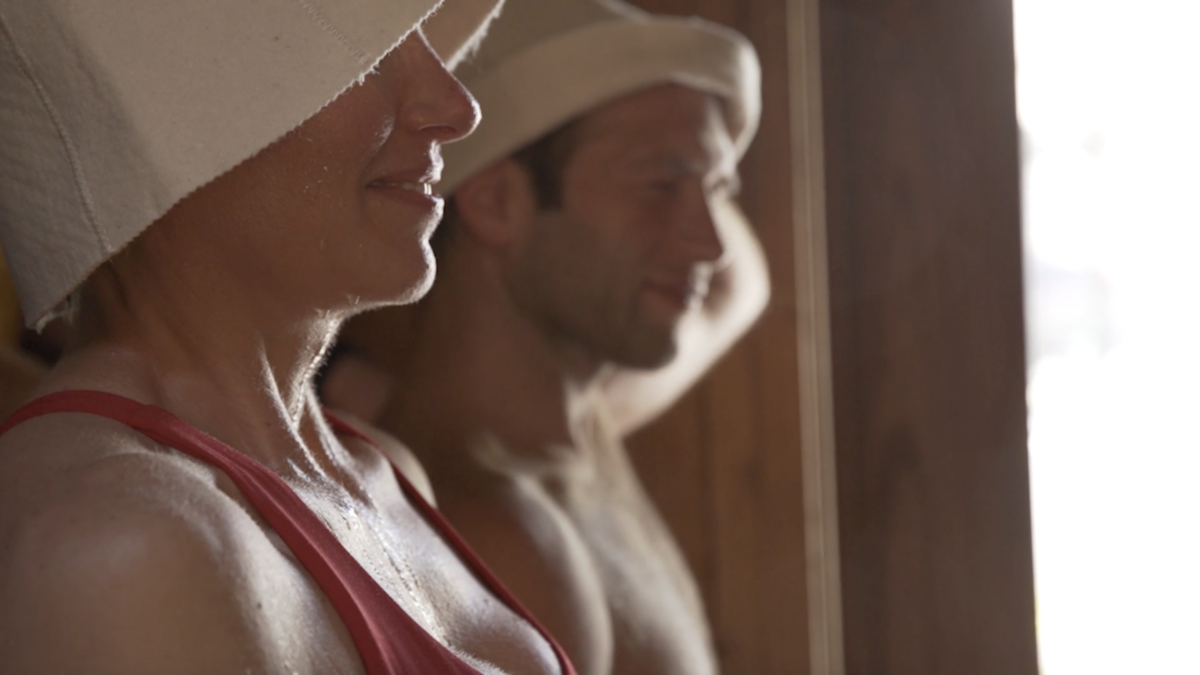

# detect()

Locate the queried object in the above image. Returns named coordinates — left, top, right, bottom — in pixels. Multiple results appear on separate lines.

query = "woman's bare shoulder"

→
left=0, top=410, right=228, bottom=518
left=0, top=415, right=332, bottom=674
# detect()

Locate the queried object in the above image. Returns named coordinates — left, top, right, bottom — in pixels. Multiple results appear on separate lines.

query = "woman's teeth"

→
left=400, top=182, right=431, bottom=195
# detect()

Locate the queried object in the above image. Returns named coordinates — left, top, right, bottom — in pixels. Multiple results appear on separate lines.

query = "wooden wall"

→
left=819, top=0, right=1039, bottom=673
left=627, top=0, right=816, bottom=672
left=629, top=1, right=1038, bottom=674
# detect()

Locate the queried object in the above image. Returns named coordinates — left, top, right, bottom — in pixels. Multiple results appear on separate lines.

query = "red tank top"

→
left=0, top=390, right=576, bottom=675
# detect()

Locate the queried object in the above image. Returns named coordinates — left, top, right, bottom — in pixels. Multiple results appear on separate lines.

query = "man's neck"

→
left=377, top=258, right=603, bottom=472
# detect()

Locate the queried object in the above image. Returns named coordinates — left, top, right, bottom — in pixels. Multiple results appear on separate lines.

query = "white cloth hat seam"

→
left=296, top=0, right=370, bottom=65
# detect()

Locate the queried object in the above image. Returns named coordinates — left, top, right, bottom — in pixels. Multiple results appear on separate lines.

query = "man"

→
left=335, top=1, right=768, bottom=672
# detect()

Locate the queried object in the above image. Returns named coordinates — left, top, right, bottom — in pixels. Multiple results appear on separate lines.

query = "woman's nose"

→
left=393, top=30, right=481, bottom=144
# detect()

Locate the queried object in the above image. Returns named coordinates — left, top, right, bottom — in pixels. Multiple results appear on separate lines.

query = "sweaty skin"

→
left=433, top=394, right=719, bottom=675
left=339, top=84, right=770, bottom=675
left=0, top=33, right=563, bottom=675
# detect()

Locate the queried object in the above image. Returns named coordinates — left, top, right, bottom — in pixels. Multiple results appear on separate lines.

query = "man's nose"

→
left=677, top=196, right=729, bottom=266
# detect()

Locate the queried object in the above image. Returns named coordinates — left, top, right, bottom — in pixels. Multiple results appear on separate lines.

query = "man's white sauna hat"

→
left=439, top=0, right=762, bottom=194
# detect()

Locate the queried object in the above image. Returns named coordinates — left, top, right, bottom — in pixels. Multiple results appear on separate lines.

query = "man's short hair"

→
left=509, top=117, right=581, bottom=211
left=433, top=117, right=580, bottom=252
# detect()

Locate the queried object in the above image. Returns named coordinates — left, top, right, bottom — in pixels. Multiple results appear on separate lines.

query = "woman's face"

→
left=147, top=29, right=479, bottom=318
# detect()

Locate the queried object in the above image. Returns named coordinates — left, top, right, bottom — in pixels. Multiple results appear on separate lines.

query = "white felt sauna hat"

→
left=440, top=0, right=762, bottom=194
left=0, top=0, right=503, bottom=328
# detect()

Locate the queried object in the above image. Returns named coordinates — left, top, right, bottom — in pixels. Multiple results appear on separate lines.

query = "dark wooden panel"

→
left=628, top=0, right=813, bottom=672
left=819, top=0, right=1038, bottom=673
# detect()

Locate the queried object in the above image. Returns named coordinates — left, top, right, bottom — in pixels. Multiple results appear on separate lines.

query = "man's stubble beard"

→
left=544, top=294, right=681, bottom=374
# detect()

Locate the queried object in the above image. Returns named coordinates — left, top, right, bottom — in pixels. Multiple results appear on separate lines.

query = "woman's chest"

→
left=286, top=481, right=562, bottom=675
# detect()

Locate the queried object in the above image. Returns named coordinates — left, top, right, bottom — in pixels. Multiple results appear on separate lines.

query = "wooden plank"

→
left=818, top=0, right=1039, bottom=673
left=787, top=0, right=844, bottom=672
left=627, top=0, right=816, bottom=672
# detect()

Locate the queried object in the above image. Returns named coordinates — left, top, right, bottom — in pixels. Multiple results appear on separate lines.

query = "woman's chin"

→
left=340, top=262, right=435, bottom=313
left=398, top=246, right=436, bottom=304
left=395, top=266, right=435, bottom=305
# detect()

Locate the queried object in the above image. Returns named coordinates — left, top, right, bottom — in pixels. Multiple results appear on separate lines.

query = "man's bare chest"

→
left=541, top=448, right=718, bottom=675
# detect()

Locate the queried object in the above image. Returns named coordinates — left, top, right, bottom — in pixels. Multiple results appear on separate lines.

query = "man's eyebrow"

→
left=625, top=154, right=742, bottom=193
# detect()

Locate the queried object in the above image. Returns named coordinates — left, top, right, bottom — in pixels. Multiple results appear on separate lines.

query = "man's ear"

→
left=452, top=158, right=537, bottom=249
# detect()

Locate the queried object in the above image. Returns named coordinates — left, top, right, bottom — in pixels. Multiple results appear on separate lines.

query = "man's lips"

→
left=643, top=280, right=695, bottom=311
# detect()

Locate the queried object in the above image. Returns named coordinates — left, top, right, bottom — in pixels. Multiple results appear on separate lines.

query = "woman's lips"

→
left=398, top=181, right=432, bottom=196
left=367, top=179, right=443, bottom=212
left=368, top=158, right=443, bottom=213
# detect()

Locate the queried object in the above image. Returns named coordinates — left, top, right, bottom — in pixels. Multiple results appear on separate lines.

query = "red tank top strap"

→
left=1, top=391, right=576, bottom=675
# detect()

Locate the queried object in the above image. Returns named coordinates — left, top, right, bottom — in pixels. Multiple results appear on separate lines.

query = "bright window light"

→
left=1015, top=1, right=1200, bottom=673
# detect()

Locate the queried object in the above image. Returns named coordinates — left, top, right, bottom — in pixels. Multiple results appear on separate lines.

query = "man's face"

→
left=505, top=84, right=739, bottom=369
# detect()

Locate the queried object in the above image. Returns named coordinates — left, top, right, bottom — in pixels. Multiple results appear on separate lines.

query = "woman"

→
left=0, top=1, right=574, bottom=673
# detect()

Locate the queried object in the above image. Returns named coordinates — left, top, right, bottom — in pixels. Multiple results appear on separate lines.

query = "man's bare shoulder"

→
left=0, top=416, right=334, bottom=674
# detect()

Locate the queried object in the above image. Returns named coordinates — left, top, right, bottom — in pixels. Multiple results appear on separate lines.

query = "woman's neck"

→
left=46, top=267, right=347, bottom=480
